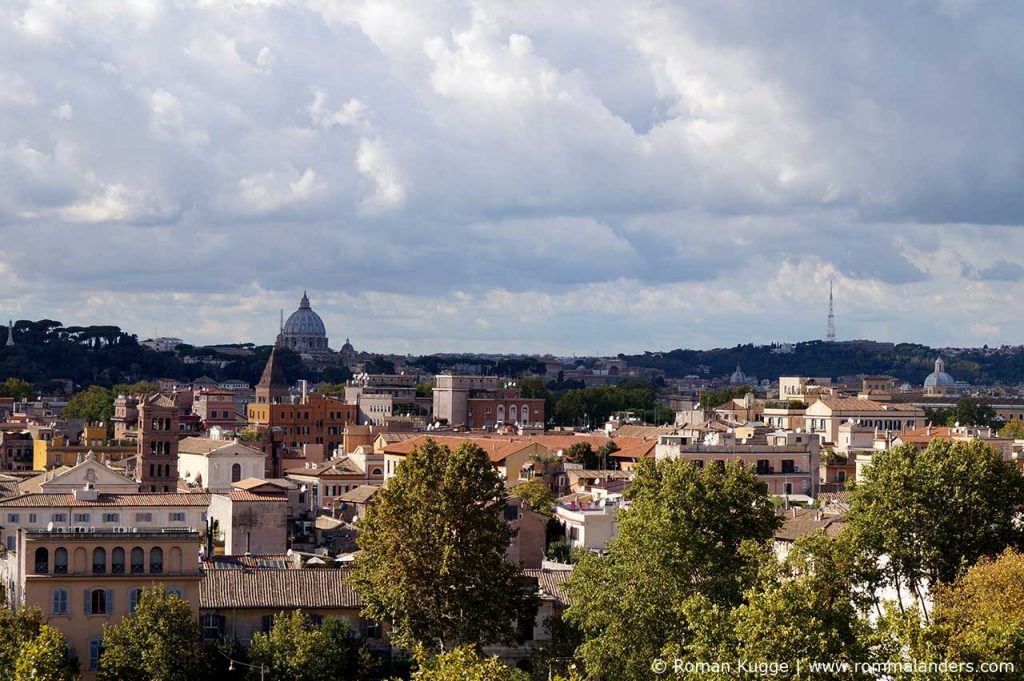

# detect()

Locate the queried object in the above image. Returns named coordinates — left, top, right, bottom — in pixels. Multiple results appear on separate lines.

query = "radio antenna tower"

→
left=826, top=279, right=836, bottom=342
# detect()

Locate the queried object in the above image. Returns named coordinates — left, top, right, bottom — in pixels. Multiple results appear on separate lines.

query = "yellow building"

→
left=33, top=435, right=134, bottom=472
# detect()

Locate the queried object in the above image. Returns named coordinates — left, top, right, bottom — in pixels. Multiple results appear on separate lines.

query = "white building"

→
left=177, top=437, right=266, bottom=493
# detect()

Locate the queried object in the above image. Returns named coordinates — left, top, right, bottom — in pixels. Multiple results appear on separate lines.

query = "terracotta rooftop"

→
left=525, top=567, right=573, bottom=606
left=335, top=484, right=379, bottom=504
left=775, top=507, right=848, bottom=543
left=0, top=492, right=212, bottom=507
left=199, top=568, right=360, bottom=609
left=811, top=398, right=922, bottom=412
left=179, top=437, right=262, bottom=455
left=382, top=435, right=540, bottom=464
left=224, top=490, right=286, bottom=503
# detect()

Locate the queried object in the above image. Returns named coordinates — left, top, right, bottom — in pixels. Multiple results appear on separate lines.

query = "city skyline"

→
left=4, top=2, right=1024, bottom=354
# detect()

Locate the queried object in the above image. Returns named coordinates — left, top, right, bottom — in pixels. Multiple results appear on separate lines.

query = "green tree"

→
left=928, top=548, right=1024, bottom=679
left=509, top=480, right=555, bottom=517
left=564, top=458, right=780, bottom=679
left=846, top=440, right=1024, bottom=616
left=953, top=397, right=998, bottom=428
left=411, top=646, right=529, bottom=681
left=0, top=378, right=34, bottom=401
left=999, top=420, right=1024, bottom=440
left=596, top=441, right=619, bottom=470
left=63, top=385, right=114, bottom=424
left=698, top=385, right=753, bottom=412
left=351, top=438, right=538, bottom=651
left=111, top=381, right=160, bottom=396
left=317, top=383, right=347, bottom=397
left=0, top=606, right=44, bottom=681
left=250, top=610, right=335, bottom=679
left=14, top=625, right=78, bottom=681
left=563, top=442, right=598, bottom=469
left=98, top=588, right=203, bottom=681
left=414, top=382, right=434, bottom=398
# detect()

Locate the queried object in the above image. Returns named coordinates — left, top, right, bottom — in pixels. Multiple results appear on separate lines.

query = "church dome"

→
left=730, top=363, right=748, bottom=385
left=282, top=291, right=326, bottom=337
left=924, top=357, right=955, bottom=387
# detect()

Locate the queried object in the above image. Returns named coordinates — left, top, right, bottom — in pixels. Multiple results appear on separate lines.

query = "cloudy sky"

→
left=2, top=0, right=1023, bottom=355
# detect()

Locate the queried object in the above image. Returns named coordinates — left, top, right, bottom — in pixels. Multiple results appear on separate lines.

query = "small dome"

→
left=924, top=357, right=955, bottom=387
left=282, top=291, right=326, bottom=337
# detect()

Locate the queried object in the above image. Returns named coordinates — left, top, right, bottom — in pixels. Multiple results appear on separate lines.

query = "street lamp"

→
left=219, top=649, right=266, bottom=681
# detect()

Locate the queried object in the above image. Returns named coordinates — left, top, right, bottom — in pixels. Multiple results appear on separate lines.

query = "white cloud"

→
left=355, top=138, right=405, bottom=212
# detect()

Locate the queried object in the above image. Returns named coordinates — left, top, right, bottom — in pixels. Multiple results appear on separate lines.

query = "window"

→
left=87, top=588, right=111, bottom=615
left=362, top=618, right=381, bottom=639
left=231, top=462, right=242, bottom=483
left=51, top=588, right=69, bottom=615
left=73, top=513, right=90, bottom=524
left=6, top=513, right=18, bottom=523
left=166, top=587, right=184, bottom=599
left=260, top=615, right=273, bottom=633
left=34, top=546, right=49, bottom=574
left=781, top=460, right=795, bottom=474
left=131, top=547, right=145, bottom=574
left=837, top=471, right=847, bottom=484
left=88, top=638, right=103, bottom=671
left=128, top=588, right=141, bottom=614
left=150, top=547, right=163, bottom=573
left=102, top=513, right=120, bottom=523
left=111, top=547, right=125, bottom=574
left=504, top=506, right=519, bottom=521
left=51, top=513, right=67, bottom=523
left=202, top=614, right=223, bottom=641
left=92, top=547, right=106, bottom=574
left=756, top=459, right=770, bottom=474
left=28, top=513, right=37, bottom=524
left=6, top=536, right=14, bottom=551
left=54, top=547, right=68, bottom=574
left=135, top=513, right=153, bottom=523
left=169, top=512, right=185, bottom=523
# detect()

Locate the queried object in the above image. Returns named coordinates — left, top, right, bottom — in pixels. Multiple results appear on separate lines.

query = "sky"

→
left=3, top=0, right=1024, bottom=356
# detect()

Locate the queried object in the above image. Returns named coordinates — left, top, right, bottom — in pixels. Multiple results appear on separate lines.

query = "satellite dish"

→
left=47, top=521, right=54, bottom=531
left=286, top=548, right=293, bottom=556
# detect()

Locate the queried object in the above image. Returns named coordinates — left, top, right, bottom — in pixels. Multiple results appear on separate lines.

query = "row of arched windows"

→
left=496, top=404, right=534, bottom=423
left=34, top=545, right=179, bottom=575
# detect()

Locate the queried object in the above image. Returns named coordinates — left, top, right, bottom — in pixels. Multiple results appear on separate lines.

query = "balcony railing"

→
left=34, top=563, right=48, bottom=574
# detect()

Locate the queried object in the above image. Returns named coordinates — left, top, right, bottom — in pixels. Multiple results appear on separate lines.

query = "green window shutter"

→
left=105, top=589, right=114, bottom=615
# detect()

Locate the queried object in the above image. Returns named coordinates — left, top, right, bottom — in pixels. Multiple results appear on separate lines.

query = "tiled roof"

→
left=179, top=437, right=262, bottom=456
left=775, top=507, right=848, bottom=542
left=335, top=485, right=379, bottom=504
left=525, top=567, right=573, bottom=606
left=811, top=398, right=922, bottom=413
left=205, top=554, right=296, bottom=570
left=285, top=457, right=364, bottom=477
left=225, top=490, right=286, bottom=503
left=0, top=492, right=212, bottom=507
left=610, top=425, right=677, bottom=439
left=382, top=436, right=538, bottom=464
left=199, top=568, right=361, bottom=609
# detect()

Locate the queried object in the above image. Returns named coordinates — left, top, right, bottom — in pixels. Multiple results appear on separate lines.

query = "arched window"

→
left=231, top=463, right=242, bottom=483
left=34, top=547, right=49, bottom=574
left=51, top=588, right=68, bottom=615
left=128, top=588, right=141, bottom=614
left=497, top=405, right=505, bottom=422
left=131, top=547, right=144, bottom=574
left=111, top=547, right=125, bottom=574
left=92, top=547, right=106, bottom=574
left=509, top=405, right=518, bottom=423
left=522, top=405, right=530, bottom=423
left=54, top=547, right=68, bottom=574
left=150, top=547, right=163, bottom=574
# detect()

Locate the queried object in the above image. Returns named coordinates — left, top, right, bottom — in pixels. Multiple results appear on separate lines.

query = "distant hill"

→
left=619, top=340, right=1024, bottom=386
left=0, top=319, right=333, bottom=390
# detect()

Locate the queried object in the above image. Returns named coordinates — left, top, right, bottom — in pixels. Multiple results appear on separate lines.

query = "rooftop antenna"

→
left=826, top=279, right=836, bottom=343
left=279, top=309, right=284, bottom=333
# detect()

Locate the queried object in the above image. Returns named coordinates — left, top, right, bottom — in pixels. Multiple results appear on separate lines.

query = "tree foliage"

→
left=351, top=438, right=538, bottom=651
left=0, top=606, right=45, bottom=681
left=98, top=588, right=203, bottom=681
left=929, top=548, right=1024, bottom=678
left=999, top=420, right=1024, bottom=439
left=14, top=625, right=78, bottom=681
left=698, top=385, right=754, bottom=412
left=509, top=480, right=555, bottom=517
left=0, top=377, right=34, bottom=401
left=564, top=458, right=780, bottom=679
left=551, top=383, right=660, bottom=428
left=563, top=442, right=599, bottom=469
left=62, top=385, right=114, bottom=424
left=846, top=440, right=1024, bottom=607
left=411, top=646, right=530, bottom=681
left=248, top=612, right=376, bottom=681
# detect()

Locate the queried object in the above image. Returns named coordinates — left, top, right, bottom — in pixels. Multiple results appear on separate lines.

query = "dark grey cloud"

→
left=1, top=0, right=1023, bottom=352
